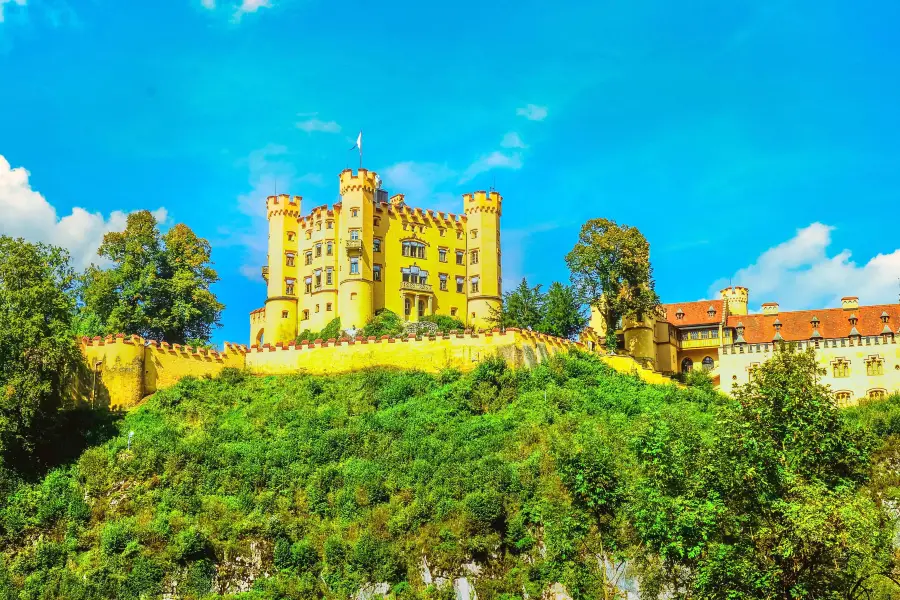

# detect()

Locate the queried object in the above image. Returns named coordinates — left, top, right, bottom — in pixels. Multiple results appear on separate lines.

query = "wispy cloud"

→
left=380, top=161, right=458, bottom=213
left=709, top=223, right=900, bottom=310
left=459, top=151, right=523, bottom=184
left=296, top=116, right=341, bottom=134
left=200, top=0, right=273, bottom=21
left=0, top=154, right=167, bottom=269
left=516, top=104, right=548, bottom=121
left=500, top=132, right=527, bottom=149
left=0, top=0, right=26, bottom=23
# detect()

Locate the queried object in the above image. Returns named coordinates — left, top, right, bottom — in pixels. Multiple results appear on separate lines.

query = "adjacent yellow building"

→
left=250, top=168, right=503, bottom=346
left=594, top=287, right=900, bottom=403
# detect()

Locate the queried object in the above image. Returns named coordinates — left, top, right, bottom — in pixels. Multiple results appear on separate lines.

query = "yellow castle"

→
left=250, top=168, right=503, bottom=346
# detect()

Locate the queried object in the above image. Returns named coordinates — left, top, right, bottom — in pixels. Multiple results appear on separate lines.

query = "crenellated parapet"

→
left=463, top=190, right=502, bottom=216
left=266, top=194, right=302, bottom=219
left=339, top=168, right=379, bottom=195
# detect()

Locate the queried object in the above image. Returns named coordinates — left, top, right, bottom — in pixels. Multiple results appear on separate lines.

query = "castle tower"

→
left=264, top=194, right=302, bottom=345
left=622, top=313, right=656, bottom=369
left=463, top=190, right=502, bottom=329
left=337, top=169, right=377, bottom=331
left=720, top=286, right=749, bottom=317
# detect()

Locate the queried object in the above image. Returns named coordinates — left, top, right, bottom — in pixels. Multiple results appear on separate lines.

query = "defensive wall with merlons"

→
left=77, top=330, right=671, bottom=409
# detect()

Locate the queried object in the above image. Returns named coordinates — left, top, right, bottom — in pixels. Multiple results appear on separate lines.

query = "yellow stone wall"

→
left=719, top=336, right=900, bottom=405
left=254, top=169, right=504, bottom=345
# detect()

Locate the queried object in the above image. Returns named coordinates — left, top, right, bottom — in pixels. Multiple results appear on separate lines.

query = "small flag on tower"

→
left=349, top=131, right=362, bottom=168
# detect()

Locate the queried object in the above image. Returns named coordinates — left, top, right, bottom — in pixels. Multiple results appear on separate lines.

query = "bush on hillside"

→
left=297, top=317, right=343, bottom=343
left=420, top=314, right=466, bottom=334
left=361, top=309, right=404, bottom=339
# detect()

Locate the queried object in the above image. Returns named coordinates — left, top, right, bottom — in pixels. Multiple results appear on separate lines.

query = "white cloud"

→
left=201, top=0, right=215, bottom=8
left=459, top=151, right=523, bottom=184
left=0, top=154, right=167, bottom=270
left=709, top=222, right=900, bottom=310
left=236, top=0, right=269, bottom=14
left=0, top=0, right=27, bottom=23
left=296, top=117, right=341, bottom=134
left=500, top=132, right=527, bottom=149
left=516, top=104, right=548, bottom=121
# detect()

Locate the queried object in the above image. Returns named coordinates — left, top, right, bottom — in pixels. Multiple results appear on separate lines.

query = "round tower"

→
left=337, top=169, right=376, bottom=331
left=464, top=190, right=502, bottom=329
left=720, top=286, right=749, bottom=317
left=622, top=313, right=656, bottom=369
left=264, top=194, right=301, bottom=345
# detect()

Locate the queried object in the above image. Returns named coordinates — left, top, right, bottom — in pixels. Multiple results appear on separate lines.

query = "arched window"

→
left=702, top=356, right=714, bottom=371
left=681, top=358, right=693, bottom=373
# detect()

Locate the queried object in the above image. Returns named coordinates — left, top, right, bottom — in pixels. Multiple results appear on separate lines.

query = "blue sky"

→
left=2, top=0, right=900, bottom=345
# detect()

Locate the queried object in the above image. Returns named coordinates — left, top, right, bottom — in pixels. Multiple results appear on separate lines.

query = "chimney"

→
left=841, top=296, right=859, bottom=311
left=761, top=302, right=779, bottom=316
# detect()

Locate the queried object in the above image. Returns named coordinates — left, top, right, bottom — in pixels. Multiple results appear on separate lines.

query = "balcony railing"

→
left=680, top=336, right=727, bottom=349
left=400, top=281, right=433, bottom=293
left=345, top=239, right=363, bottom=252
left=261, top=266, right=269, bottom=282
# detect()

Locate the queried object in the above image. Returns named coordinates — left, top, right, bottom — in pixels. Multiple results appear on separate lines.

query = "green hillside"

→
left=0, top=349, right=897, bottom=599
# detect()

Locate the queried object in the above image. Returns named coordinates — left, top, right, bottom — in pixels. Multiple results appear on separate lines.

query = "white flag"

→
left=356, top=131, right=362, bottom=152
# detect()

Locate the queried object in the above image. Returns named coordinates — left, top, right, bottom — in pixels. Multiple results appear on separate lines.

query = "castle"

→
left=594, top=287, right=900, bottom=404
left=250, top=168, right=502, bottom=346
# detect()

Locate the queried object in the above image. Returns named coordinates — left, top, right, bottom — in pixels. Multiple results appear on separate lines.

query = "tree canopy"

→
left=488, top=278, right=587, bottom=339
left=78, top=211, right=224, bottom=344
left=565, top=218, right=659, bottom=349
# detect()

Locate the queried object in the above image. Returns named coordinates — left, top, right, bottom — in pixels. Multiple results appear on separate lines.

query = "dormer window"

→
left=707, top=305, right=716, bottom=318
left=734, top=322, right=746, bottom=345
left=881, top=311, right=894, bottom=339
left=773, top=318, right=784, bottom=342
left=810, top=316, right=822, bottom=340
left=849, top=314, right=861, bottom=338
left=675, top=308, right=684, bottom=320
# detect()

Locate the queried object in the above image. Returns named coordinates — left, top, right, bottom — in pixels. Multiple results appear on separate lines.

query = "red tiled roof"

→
left=660, top=299, right=724, bottom=326
left=727, top=304, right=900, bottom=343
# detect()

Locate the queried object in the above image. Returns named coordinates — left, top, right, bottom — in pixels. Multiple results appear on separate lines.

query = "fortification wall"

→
left=143, top=340, right=247, bottom=393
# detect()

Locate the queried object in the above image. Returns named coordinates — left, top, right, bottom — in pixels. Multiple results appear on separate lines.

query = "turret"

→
left=463, top=191, right=502, bottom=329
left=337, top=169, right=377, bottom=330
left=720, top=286, right=749, bottom=317
left=264, top=194, right=302, bottom=345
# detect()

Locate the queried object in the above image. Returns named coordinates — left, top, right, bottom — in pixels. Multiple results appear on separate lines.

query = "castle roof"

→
left=660, top=299, right=724, bottom=326
left=726, top=304, right=900, bottom=343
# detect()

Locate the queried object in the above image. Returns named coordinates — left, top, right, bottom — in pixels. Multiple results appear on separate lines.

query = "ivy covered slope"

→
left=0, top=349, right=898, bottom=599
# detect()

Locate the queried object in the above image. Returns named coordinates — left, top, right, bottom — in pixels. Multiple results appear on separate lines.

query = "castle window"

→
left=451, top=307, right=458, bottom=317
left=675, top=308, right=684, bottom=320
left=306, top=230, right=312, bottom=240
left=832, top=359, right=850, bottom=378
left=316, top=222, right=322, bottom=231
left=866, top=356, right=884, bottom=376
left=471, top=229, right=478, bottom=239
left=326, top=303, right=333, bottom=312
left=374, top=238, right=382, bottom=253
left=439, top=228, right=446, bottom=237
left=702, top=356, right=714, bottom=371
left=418, top=299, right=426, bottom=318
left=316, top=304, right=320, bottom=313
left=315, top=243, right=322, bottom=258
left=869, top=389, right=887, bottom=401
left=374, top=217, right=380, bottom=227
left=456, top=277, right=464, bottom=293
left=404, top=297, right=411, bottom=317
left=326, top=242, right=333, bottom=256
left=707, top=305, right=716, bottom=317
left=305, top=252, right=312, bottom=265
left=402, top=266, right=428, bottom=285
left=327, top=221, right=333, bottom=229
left=326, top=268, right=333, bottom=286
left=681, top=358, right=693, bottom=373
left=350, top=229, right=360, bottom=241
left=285, top=253, right=295, bottom=267
left=471, top=276, right=480, bottom=294
left=287, top=231, right=296, bottom=241
left=373, top=265, right=382, bottom=281
left=351, top=208, right=359, bottom=218
left=470, top=250, right=479, bottom=265
left=350, top=258, right=359, bottom=275
left=457, top=231, right=463, bottom=240
left=835, top=391, right=852, bottom=405
left=314, top=270, right=322, bottom=289
left=439, top=248, right=448, bottom=263
left=302, top=310, right=309, bottom=320
left=305, top=277, right=312, bottom=294
left=285, top=279, right=295, bottom=295
left=401, top=241, right=426, bottom=259
left=439, top=273, right=448, bottom=291
left=456, top=250, right=464, bottom=265
left=282, top=310, right=288, bottom=319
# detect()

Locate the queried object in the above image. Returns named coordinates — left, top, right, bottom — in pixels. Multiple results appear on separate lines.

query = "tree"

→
left=78, top=211, right=224, bottom=344
left=0, top=237, right=82, bottom=460
left=565, top=219, right=659, bottom=350
left=540, top=282, right=587, bottom=339
left=488, top=278, right=545, bottom=330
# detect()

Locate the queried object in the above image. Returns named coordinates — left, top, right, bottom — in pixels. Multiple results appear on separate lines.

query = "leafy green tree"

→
left=78, top=211, right=224, bottom=344
left=489, top=278, right=545, bottom=330
left=540, top=282, right=587, bottom=339
left=0, top=237, right=82, bottom=460
left=565, top=218, right=659, bottom=350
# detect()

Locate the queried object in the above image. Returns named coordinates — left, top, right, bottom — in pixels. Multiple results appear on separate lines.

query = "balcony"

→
left=261, top=266, right=269, bottom=282
left=345, top=239, right=363, bottom=253
left=400, top=281, right=433, bottom=293
left=680, top=332, right=732, bottom=349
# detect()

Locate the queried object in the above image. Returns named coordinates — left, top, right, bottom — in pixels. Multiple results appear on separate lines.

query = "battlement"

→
left=80, top=333, right=247, bottom=361
left=463, top=190, right=502, bottom=215
left=339, top=168, right=379, bottom=195
left=382, top=202, right=466, bottom=226
left=267, top=194, right=302, bottom=219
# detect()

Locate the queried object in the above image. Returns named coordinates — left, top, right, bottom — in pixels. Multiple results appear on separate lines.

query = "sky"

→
left=2, top=0, right=900, bottom=346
